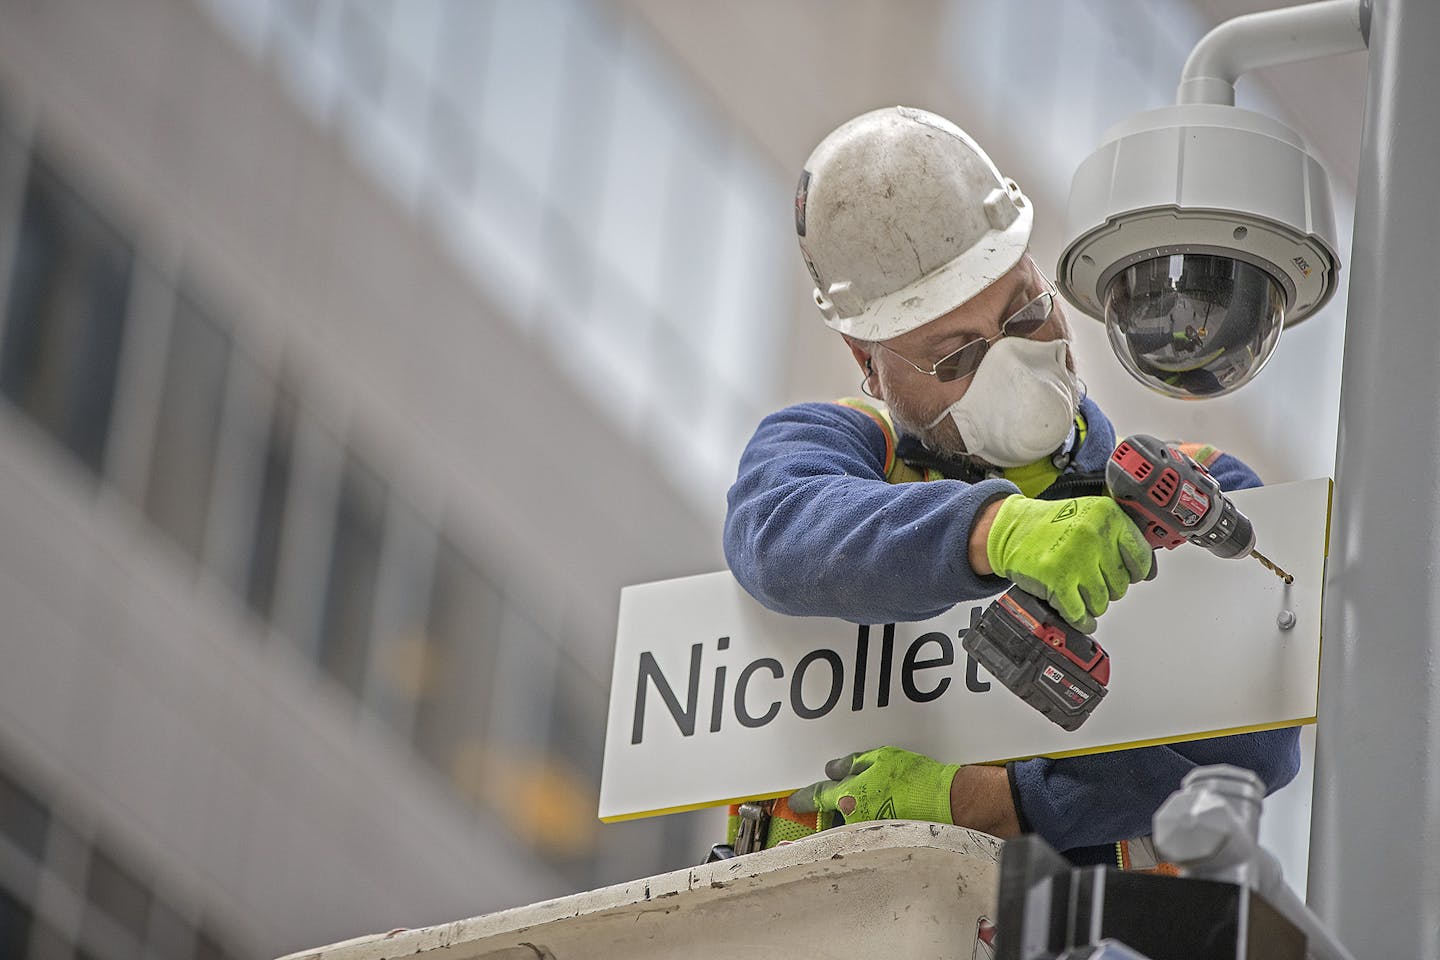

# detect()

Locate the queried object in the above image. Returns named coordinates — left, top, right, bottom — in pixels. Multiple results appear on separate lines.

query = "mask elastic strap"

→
left=923, top=404, right=952, bottom=431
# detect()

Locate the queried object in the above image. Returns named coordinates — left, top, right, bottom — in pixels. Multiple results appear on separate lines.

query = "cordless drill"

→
left=962, top=434, right=1292, bottom=731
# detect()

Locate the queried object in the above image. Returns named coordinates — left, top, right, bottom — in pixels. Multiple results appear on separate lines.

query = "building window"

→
left=0, top=156, right=133, bottom=475
left=411, top=539, right=502, bottom=771
left=83, top=843, right=152, bottom=944
left=538, top=653, right=605, bottom=867
left=0, top=887, right=32, bottom=959
left=245, top=388, right=297, bottom=620
left=0, top=766, right=49, bottom=863
left=144, top=293, right=232, bottom=561
left=335, top=3, right=390, bottom=107
left=24, top=919, right=70, bottom=960
left=316, top=453, right=387, bottom=697
left=145, top=900, right=198, bottom=960
left=360, top=499, right=438, bottom=736
left=194, top=926, right=239, bottom=960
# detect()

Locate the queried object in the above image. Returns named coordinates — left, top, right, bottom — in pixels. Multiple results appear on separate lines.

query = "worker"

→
left=721, top=106, right=1300, bottom=868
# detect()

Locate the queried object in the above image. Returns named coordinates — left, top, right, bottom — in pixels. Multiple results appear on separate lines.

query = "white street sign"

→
left=600, top=478, right=1329, bottom=822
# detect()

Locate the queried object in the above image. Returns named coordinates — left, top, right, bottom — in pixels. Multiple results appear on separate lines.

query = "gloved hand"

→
left=986, top=494, right=1152, bottom=633
left=788, top=746, right=959, bottom=825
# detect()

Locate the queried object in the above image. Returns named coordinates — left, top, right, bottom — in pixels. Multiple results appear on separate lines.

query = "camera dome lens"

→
left=1103, top=254, right=1285, bottom=399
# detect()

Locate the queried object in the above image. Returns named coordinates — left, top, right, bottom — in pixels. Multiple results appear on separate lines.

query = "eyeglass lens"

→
left=933, top=292, right=1053, bottom=382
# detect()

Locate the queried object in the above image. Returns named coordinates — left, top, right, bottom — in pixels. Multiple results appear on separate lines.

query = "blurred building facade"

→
left=0, top=1, right=807, bottom=957
left=0, top=1, right=1362, bottom=959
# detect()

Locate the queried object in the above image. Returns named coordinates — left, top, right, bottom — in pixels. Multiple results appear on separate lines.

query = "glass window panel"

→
left=192, top=0, right=274, bottom=57
left=363, top=500, right=437, bottom=731
left=84, top=844, right=151, bottom=943
left=705, top=157, right=788, bottom=395
left=145, top=899, right=195, bottom=960
left=431, top=1, right=493, bottom=106
left=0, top=765, right=48, bottom=862
left=474, top=0, right=571, bottom=195
left=349, top=103, right=426, bottom=215
left=427, top=94, right=478, bottom=195
left=389, top=1, right=443, bottom=88
left=554, top=267, right=647, bottom=429
left=199, top=346, right=273, bottom=604
left=0, top=157, right=133, bottom=475
left=448, top=604, right=559, bottom=819
left=269, top=0, right=339, bottom=124
left=315, top=452, right=387, bottom=697
left=533, top=217, right=594, bottom=337
left=193, top=927, right=238, bottom=960
left=271, top=0, right=323, bottom=42
left=469, top=610, right=598, bottom=862
left=655, top=130, right=725, bottom=337
left=245, top=388, right=297, bottom=621
left=548, top=654, right=605, bottom=785
left=543, top=0, right=618, bottom=232
left=591, top=813, right=701, bottom=888
left=531, top=701, right=602, bottom=866
left=591, top=32, right=681, bottom=302
left=366, top=11, right=433, bottom=206
left=24, top=918, right=69, bottom=960
left=648, top=321, right=703, bottom=424
left=0, top=886, right=31, bottom=960
left=267, top=408, right=343, bottom=653
left=486, top=606, right=558, bottom=754
left=699, top=382, right=764, bottom=493
left=650, top=402, right=727, bottom=515
left=412, top=540, right=502, bottom=771
left=434, top=158, right=545, bottom=324
left=1044, top=5, right=1103, bottom=163
left=42, top=817, right=87, bottom=897
left=335, top=3, right=390, bottom=106
left=144, top=294, right=232, bottom=562
left=657, top=808, right=709, bottom=877
left=0, top=96, right=17, bottom=184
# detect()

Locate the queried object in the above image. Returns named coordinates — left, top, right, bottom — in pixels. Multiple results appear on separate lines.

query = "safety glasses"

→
left=879, top=275, right=1058, bottom=383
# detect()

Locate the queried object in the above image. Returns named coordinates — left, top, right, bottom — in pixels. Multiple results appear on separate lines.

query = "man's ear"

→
left=842, top=335, right=882, bottom=400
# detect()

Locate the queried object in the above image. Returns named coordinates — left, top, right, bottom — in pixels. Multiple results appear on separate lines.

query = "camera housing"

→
left=1058, top=103, right=1340, bottom=398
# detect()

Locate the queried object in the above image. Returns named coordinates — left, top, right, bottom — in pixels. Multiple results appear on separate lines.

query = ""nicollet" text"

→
left=630, top=615, right=992, bottom=744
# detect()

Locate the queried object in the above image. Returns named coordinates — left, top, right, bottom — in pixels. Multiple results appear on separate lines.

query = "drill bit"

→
left=1250, top=549, right=1294, bottom=585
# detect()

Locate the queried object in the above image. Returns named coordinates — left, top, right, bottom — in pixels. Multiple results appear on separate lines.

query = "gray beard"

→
left=883, top=395, right=985, bottom=466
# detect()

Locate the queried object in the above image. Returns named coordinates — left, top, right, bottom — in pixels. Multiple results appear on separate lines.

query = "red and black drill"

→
left=962, top=434, right=1293, bottom=731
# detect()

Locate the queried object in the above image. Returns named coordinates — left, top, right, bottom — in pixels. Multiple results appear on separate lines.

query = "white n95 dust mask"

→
left=925, top=336, right=1078, bottom=468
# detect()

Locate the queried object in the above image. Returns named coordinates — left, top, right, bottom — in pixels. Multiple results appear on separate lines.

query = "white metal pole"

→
left=1309, top=0, right=1440, bottom=953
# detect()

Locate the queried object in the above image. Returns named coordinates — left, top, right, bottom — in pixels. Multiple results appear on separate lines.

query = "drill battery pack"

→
left=962, top=587, right=1111, bottom=731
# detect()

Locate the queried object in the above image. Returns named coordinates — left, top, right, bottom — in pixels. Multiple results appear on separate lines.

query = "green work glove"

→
left=788, top=746, right=960, bottom=825
left=986, top=494, right=1152, bottom=634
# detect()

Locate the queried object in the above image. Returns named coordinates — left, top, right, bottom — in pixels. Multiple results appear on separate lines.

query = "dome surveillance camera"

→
left=1058, top=104, right=1340, bottom=399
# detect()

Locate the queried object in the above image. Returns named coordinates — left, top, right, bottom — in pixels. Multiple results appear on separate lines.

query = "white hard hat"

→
left=795, top=106, right=1033, bottom=341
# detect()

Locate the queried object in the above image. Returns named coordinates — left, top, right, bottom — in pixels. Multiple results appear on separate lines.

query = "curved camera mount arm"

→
left=1178, top=0, right=1370, bottom=106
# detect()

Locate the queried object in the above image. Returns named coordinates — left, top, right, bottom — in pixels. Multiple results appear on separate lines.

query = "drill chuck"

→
left=1192, top=495, right=1255, bottom=559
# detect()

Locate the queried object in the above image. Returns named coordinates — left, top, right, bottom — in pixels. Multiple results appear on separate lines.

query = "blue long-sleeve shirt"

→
left=724, top=396, right=1300, bottom=859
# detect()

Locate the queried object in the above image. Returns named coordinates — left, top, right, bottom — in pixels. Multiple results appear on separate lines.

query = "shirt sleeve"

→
left=723, top=402, right=1018, bottom=624
left=1204, top=452, right=1262, bottom=492
left=1008, top=444, right=1298, bottom=853
left=1009, top=727, right=1301, bottom=850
